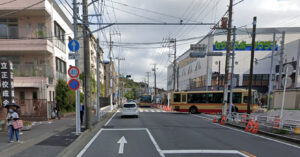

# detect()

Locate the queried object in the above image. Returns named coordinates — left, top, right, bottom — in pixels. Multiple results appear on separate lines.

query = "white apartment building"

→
left=0, top=0, right=73, bottom=119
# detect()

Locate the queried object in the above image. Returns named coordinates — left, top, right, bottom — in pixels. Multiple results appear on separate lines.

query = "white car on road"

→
left=121, top=103, right=139, bottom=118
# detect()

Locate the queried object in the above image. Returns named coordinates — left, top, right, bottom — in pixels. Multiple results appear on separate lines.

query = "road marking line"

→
left=192, top=114, right=300, bottom=149
left=146, top=128, right=165, bottom=157
left=160, top=150, right=249, bottom=157
left=102, top=128, right=147, bottom=131
left=104, top=110, right=118, bottom=126
left=76, top=129, right=104, bottom=157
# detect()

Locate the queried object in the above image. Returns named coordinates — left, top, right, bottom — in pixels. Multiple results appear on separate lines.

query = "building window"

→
left=0, top=18, right=18, bottom=39
left=33, top=91, right=38, bottom=100
left=20, top=91, right=25, bottom=100
left=56, top=57, right=66, bottom=74
left=49, top=91, right=52, bottom=101
left=54, top=22, right=65, bottom=43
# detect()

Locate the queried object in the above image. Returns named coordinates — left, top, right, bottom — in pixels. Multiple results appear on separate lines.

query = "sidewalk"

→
left=0, top=105, right=117, bottom=157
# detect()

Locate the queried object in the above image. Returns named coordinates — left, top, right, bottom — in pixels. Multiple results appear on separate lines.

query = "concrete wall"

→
left=273, top=89, right=300, bottom=109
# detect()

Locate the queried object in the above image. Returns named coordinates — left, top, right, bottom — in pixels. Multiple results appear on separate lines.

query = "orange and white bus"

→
left=171, top=89, right=258, bottom=114
left=139, top=95, right=152, bottom=107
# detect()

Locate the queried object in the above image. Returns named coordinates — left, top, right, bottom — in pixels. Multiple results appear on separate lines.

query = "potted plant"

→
left=21, top=121, right=33, bottom=131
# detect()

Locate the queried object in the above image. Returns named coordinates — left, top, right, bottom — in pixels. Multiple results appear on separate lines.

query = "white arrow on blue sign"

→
left=68, top=40, right=80, bottom=52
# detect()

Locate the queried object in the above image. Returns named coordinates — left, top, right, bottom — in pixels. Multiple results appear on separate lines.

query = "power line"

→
left=57, top=0, right=73, bottom=17
left=111, top=0, right=200, bottom=23
left=104, top=4, right=165, bottom=23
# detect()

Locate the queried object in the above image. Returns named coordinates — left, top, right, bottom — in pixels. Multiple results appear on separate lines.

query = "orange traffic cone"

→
left=213, top=114, right=217, bottom=123
left=220, top=116, right=226, bottom=125
left=252, top=121, right=259, bottom=134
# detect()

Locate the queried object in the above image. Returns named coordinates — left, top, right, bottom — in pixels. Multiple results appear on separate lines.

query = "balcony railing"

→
left=13, top=64, right=53, bottom=78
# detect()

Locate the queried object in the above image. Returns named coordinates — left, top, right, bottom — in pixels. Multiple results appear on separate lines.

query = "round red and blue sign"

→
left=68, top=79, right=80, bottom=91
left=68, top=66, right=79, bottom=78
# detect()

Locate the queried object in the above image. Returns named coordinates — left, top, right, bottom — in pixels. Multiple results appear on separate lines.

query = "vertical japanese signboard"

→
left=0, top=60, right=15, bottom=107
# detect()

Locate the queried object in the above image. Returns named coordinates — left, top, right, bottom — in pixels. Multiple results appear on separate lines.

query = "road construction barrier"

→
left=273, top=117, right=280, bottom=129
left=252, top=121, right=259, bottom=134
left=241, top=114, right=247, bottom=125
left=245, top=119, right=254, bottom=132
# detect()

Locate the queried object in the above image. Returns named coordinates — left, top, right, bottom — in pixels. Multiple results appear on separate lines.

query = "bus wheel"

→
left=189, top=106, right=198, bottom=114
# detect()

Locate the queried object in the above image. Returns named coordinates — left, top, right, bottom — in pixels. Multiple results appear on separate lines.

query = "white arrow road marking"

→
left=117, top=136, right=127, bottom=154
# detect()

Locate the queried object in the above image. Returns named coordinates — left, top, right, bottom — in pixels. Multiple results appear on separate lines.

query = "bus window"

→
left=243, top=95, right=255, bottom=104
left=233, top=93, right=242, bottom=103
left=182, top=94, right=187, bottom=103
left=211, top=93, right=223, bottom=103
left=244, top=96, right=248, bottom=103
left=187, top=93, right=207, bottom=103
left=173, top=94, right=181, bottom=102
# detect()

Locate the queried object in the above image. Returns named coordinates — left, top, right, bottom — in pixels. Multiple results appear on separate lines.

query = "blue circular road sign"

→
left=68, top=40, right=80, bottom=52
left=68, top=79, right=80, bottom=91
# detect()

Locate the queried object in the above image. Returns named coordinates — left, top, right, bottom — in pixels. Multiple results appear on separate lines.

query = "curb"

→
left=57, top=109, right=117, bottom=157
left=226, top=122, right=300, bottom=145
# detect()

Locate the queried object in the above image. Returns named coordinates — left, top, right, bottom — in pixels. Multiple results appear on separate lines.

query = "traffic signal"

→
left=126, top=75, right=131, bottom=78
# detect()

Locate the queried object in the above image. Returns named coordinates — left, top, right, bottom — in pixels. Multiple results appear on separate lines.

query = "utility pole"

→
left=247, top=16, right=257, bottom=114
left=109, top=32, right=121, bottom=109
left=109, top=34, right=113, bottom=110
left=152, top=64, right=157, bottom=101
left=267, top=32, right=276, bottom=110
left=229, top=26, right=236, bottom=114
left=73, top=0, right=80, bottom=134
left=115, top=57, right=125, bottom=106
left=83, top=0, right=92, bottom=129
left=222, top=0, right=233, bottom=116
left=278, top=32, right=285, bottom=90
left=171, top=39, right=177, bottom=91
left=96, top=38, right=101, bottom=121
left=146, top=72, right=150, bottom=94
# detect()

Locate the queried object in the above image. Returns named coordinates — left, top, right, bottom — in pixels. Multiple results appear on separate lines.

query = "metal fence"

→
left=226, top=112, right=300, bottom=132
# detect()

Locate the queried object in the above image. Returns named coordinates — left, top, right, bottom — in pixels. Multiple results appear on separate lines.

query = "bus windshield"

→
left=140, top=95, right=151, bottom=103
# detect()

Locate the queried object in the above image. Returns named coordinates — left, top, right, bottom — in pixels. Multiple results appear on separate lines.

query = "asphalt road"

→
left=77, top=108, right=300, bottom=157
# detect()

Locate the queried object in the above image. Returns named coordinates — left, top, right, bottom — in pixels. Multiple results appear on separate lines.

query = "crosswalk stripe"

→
left=136, top=108, right=173, bottom=113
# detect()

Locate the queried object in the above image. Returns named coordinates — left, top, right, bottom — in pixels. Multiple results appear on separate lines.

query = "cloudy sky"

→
left=59, top=0, right=300, bottom=90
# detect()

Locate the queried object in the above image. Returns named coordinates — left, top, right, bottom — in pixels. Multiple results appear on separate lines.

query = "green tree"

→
left=55, top=80, right=76, bottom=112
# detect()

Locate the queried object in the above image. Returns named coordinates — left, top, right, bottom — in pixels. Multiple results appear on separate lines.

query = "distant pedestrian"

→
left=6, top=106, right=21, bottom=143
left=80, top=103, right=84, bottom=125
left=56, top=105, right=61, bottom=120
